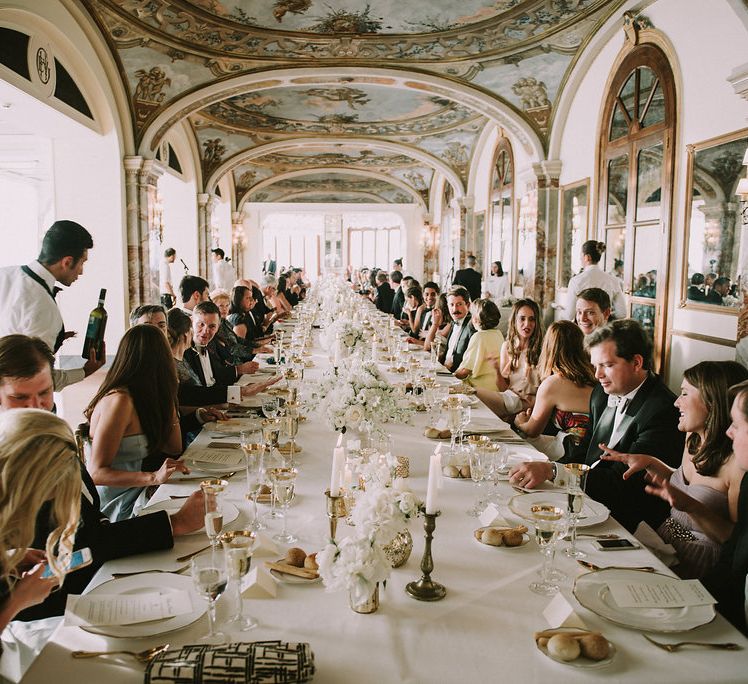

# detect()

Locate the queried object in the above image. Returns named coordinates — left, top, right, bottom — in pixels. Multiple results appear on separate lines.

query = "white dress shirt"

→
left=0, top=261, right=84, bottom=390
left=159, top=258, right=173, bottom=294
left=565, top=264, right=627, bottom=320
left=607, top=376, right=647, bottom=448
left=196, top=347, right=216, bottom=387
left=212, top=259, right=235, bottom=292
left=445, top=317, right=465, bottom=367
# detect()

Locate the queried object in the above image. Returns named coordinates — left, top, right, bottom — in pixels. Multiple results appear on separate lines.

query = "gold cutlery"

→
left=563, top=533, right=620, bottom=541
left=72, top=644, right=170, bottom=662
left=171, top=471, right=237, bottom=483
left=643, top=634, right=741, bottom=652
left=111, top=565, right=188, bottom=578
left=577, top=560, right=656, bottom=572
left=176, top=545, right=212, bottom=563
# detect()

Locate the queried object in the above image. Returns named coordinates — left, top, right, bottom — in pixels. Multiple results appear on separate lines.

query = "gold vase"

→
left=383, top=528, right=413, bottom=568
left=349, top=583, right=380, bottom=614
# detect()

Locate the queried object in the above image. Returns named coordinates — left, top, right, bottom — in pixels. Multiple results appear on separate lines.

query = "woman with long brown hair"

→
left=86, top=324, right=187, bottom=521
left=602, top=360, right=748, bottom=578
left=512, top=320, right=595, bottom=459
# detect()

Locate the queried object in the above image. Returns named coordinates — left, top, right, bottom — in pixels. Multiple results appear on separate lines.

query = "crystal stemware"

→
left=241, top=433, right=266, bottom=532
left=261, top=396, right=280, bottom=419
left=269, top=467, right=298, bottom=543
left=529, top=504, right=568, bottom=595
left=191, top=549, right=228, bottom=644
left=220, top=530, right=257, bottom=631
left=564, top=463, right=590, bottom=559
left=201, top=480, right=225, bottom=548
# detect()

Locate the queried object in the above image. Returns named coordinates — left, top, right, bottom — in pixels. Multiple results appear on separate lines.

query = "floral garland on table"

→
left=319, top=317, right=365, bottom=352
left=313, top=358, right=413, bottom=432
left=318, top=479, right=421, bottom=605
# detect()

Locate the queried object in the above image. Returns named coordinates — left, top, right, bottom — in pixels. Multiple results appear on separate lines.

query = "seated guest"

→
left=86, top=325, right=188, bottom=521
left=476, top=299, right=542, bottom=421
left=276, top=274, right=294, bottom=312
left=482, top=261, right=510, bottom=302
left=600, top=361, right=748, bottom=578
left=0, top=334, right=204, bottom=620
left=705, top=276, right=731, bottom=305
left=575, top=287, right=611, bottom=336
left=510, top=319, right=685, bottom=533
left=129, top=303, right=167, bottom=333
left=513, top=320, right=594, bottom=460
left=440, top=286, right=476, bottom=371
left=454, top=299, right=505, bottom=390
left=390, top=270, right=405, bottom=319
left=210, top=289, right=258, bottom=367
left=180, top=302, right=278, bottom=406
left=374, top=271, right=395, bottom=313
left=687, top=273, right=706, bottom=302
left=228, top=285, right=271, bottom=352
left=421, top=292, right=452, bottom=353
left=0, top=409, right=81, bottom=631
left=399, top=286, right=424, bottom=333
left=266, top=274, right=291, bottom=316
left=704, top=380, right=748, bottom=635
left=178, top=275, right=210, bottom=316
left=410, top=281, right=439, bottom=341
left=283, top=270, right=300, bottom=306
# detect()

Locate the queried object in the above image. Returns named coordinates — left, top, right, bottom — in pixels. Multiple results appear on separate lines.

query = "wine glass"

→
left=486, top=443, right=508, bottom=504
left=446, top=399, right=463, bottom=457
left=564, top=463, right=590, bottom=559
left=529, top=504, right=568, bottom=595
left=191, top=549, right=228, bottom=644
left=220, top=530, right=257, bottom=631
left=283, top=402, right=300, bottom=465
left=269, top=467, right=298, bottom=544
left=241, top=433, right=266, bottom=532
left=466, top=436, right=488, bottom=516
left=261, top=396, right=280, bottom=419
left=201, top=480, right=225, bottom=548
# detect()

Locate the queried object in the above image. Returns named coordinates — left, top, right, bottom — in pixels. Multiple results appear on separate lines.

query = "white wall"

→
left=160, top=169, right=198, bottom=287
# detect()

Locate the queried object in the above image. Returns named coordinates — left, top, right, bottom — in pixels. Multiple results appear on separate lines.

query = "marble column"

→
left=532, top=160, right=562, bottom=314
left=197, top=193, right=215, bottom=280
left=231, top=211, right=246, bottom=280
left=456, top=196, right=474, bottom=268
left=123, top=156, right=143, bottom=311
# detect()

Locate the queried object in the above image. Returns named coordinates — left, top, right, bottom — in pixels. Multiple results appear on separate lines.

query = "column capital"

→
left=532, top=160, right=562, bottom=188
left=456, top=195, right=475, bottom=210
left=123, top=155, right=143, bottom=173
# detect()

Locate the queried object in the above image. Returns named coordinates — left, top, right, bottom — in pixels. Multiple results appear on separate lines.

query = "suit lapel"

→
left=186, top=348, right=207, bottom=385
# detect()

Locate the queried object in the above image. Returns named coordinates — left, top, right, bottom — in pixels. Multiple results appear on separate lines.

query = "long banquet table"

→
left=23, top=331, right=748, bottom=683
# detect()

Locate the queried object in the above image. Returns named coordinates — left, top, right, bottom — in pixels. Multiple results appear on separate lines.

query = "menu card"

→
left=187, top=449, right=243, bottom=466
left=65, top=590, right=193, bottom=627
left=607, top=579, right=716, bottom=609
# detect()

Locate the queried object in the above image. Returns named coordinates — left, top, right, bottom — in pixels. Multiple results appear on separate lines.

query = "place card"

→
left=607, top=579, right=716, bottom=609
left=241, top=567, right=277, bottom=598
left=64, top=590, right=193, bottom=627
left=187, top=449, right=244, bottom=466
left=479, top=504, right=503, bottom=527
left=252, top=532, right=280, bottom=557
left=542, top=593, right=588, bottom=629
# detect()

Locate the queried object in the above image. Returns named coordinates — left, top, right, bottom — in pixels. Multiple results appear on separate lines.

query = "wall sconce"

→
left=232, top=222, right=247, bottom=248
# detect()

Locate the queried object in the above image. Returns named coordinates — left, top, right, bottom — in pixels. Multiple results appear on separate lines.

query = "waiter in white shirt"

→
left=211, top=248, right=235, bottom=292
left=160, top=247, right=177, bottom=309
left=564, top=240, right=626, bottom=320
left=0, top=220, right=105, bottom=390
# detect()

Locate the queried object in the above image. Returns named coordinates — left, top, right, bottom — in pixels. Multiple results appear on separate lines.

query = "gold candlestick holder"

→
left=406, top=507, right=446, bottom=601
left=325, top=489, right=347, bottom=542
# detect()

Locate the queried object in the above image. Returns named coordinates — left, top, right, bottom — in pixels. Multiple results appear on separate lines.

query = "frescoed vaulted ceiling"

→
left=80, top=0, right=627, bottom=206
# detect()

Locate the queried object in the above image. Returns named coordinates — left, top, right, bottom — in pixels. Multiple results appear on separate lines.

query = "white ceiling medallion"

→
left=27, top=34, right=56, bottom=99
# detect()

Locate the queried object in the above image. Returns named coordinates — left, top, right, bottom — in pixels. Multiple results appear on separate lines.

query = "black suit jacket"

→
left=375, top=283, right=395, bottom=313
left=20, top=467, right=173, bottom=620
left=439, top=318, right=476, bottom=370
left=705, top=472, right=748, bottom=635
left=562, top=373, right=684, bottom=532
left=391, top=286, right=405, bottom=320
left=453, top=268, right=482, bottom=302
left=178, top=346, right=235, bottom=406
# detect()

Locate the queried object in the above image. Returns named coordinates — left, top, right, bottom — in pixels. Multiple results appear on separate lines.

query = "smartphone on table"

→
left=592, top=539, right=641, bottom=551
left=41, top=547, right=93, bottom=578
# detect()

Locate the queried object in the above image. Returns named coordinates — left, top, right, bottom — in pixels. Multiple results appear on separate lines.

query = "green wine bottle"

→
left=81, top=288, right=107, bottom=359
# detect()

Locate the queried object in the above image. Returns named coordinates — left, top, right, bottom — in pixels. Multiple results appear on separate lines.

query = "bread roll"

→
left=284, top=547, right=307, bottom=567
left=424, top=427, right=441, bottom=439
left=502, top=530, right=524, bottom=547
left=439, top=429, right=452, bottom=439
left=442, top=465, right=460, bottom=478
left=459, top=465, right=471, bottom=478
left=579, top=634, right=609, bottom=660
left=304, top=552, right=319, bottom=572
left=547, top=634, right=580, bottom=661
left=480, top=528, right=504, bottom=546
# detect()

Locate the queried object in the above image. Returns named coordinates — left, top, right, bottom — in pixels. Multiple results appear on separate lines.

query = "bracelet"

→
left=550, top=463, right=558, bottom=481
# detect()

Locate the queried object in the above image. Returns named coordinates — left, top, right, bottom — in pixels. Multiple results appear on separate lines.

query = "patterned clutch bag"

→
left=144, top=641, right=315, bottom=683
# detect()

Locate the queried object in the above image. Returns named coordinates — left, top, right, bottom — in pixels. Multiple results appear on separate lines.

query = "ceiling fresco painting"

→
left=79, top=0, right=627, bottom=205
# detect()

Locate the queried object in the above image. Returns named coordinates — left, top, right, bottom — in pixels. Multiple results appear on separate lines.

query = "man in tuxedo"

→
left=390, top=270, right=405, bottom=320
left=510, top=319, right=683, bottom=532
left=178, top=275, right=210, bottom=316
left=440, top=286, right=476, bottom=371
left=0, top=334, right=204, bottom=619
left=374, top=271, right=394, bottom=313
left=453, top=255, right=482, bottom=302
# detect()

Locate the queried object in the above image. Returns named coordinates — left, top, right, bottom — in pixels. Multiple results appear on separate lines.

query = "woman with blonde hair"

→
left=512, top=320, right=594, bottom=459
left=0, top=409, right=81, bottom=631
left=454, top=299, right=505, bottom=389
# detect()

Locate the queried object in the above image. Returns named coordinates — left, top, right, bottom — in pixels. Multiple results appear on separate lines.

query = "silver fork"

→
left=643, top=634, right=741, bottom=652
left=111, top=565, right=188, bottom=578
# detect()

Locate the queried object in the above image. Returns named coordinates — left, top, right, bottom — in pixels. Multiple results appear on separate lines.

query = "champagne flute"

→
left=261, top=396, right=280, bottom=419
left=241, top=433, right=266, bottom=532
left=529, top=504, right=568, bottom=595
left=262, top=420, right=284, bottom=520
left=220, top=530, right=257, bottom=631
left=201, top=480, right=225, bottom=548
left=269, top=467, right=297, bottom=544
left=564, top=463, right=590, bottom=559
left=191, top=549, right=228, bottom=644
left=466, top=436, right=489, bottom=516
left=446, top=398, right=462, bottom=457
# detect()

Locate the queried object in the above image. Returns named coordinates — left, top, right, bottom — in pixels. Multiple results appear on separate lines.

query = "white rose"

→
left=344, top=405, right=364, bottom=428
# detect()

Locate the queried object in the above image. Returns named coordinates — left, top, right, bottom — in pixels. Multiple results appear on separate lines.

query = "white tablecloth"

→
left=22, top=339, right=748, bottom=683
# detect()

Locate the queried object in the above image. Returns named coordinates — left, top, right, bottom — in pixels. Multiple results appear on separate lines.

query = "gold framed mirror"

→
left=557, top=178, right=590, bottom=289
left=680, top=128, right=748, bottom=313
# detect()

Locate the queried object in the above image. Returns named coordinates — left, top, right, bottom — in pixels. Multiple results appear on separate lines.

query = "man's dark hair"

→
left=390, top=270, right=403, bottom=284
left=393, top=258, right=403, bottom=267
left=211, top=248, right=225, bottom=259
left=38, top=220, right=93, bottom=265
left=179, top=275, right=209, bottom=303
left=576, top=287, right=611, bottom=312
left=376, top=271, right=389, bottom=284
left=714, top=276, right=730, bottom=288
left=586, top=319, right=652, bottom=370
left=164, top=247, right=176, bottom=258
left=0, top=335, right=54, bottom=380
left=447, top=285, right=471, bottom=303
left=423, top=281, right=440, bottom=293
left=129, top=304, right=166, bottom=327
left=194, top=300, right=221, bottom=317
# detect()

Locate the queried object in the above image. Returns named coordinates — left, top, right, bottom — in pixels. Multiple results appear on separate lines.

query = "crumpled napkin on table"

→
left=634, top=521, right=677, bottom=567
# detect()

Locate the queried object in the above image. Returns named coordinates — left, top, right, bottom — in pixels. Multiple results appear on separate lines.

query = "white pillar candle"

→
left=425, top=445, right=442, bottom=514
left=330, top=447, right=345, bottom=497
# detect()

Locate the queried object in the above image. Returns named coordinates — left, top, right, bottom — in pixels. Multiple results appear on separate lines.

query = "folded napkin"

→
left=634, top=521, right=677, bottom=567
left=145, top=641, right=315, bottom=684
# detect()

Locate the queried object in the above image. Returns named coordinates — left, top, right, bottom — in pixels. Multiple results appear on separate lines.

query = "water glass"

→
left=221, top=530, right=257, bottom=631
left=201, top=480, right=225, bottom=547
left=269, top=467, right=298, bottom=544
left=261, top=396, right=280, bottom=419
left=191, top=549, right=228, bottom=644
left=242, top=438, right=266, bottom=532
left=564, top=463, right=590, bottom=559
left=529, top=504, right=568, bottom=596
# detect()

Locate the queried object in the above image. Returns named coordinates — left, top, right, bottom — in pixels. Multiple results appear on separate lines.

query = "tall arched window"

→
left=489, top=136, right=514, bottom=278
left=597, top=42, right=676, bottom=369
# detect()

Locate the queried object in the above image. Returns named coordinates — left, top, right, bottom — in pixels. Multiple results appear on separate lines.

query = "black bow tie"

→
left=196, top=345, right=208, bottom=356
left=52, top=286, right=62, bottom=299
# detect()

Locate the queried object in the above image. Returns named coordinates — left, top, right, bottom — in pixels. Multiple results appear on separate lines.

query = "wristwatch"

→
left=549, top=463, right=558, bottom=481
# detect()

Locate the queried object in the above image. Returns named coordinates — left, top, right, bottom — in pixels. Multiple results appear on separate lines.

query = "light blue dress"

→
left=96, top=434, right=150, bottom=522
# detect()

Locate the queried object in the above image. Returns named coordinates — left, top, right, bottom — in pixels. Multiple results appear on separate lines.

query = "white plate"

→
left=269, top=559, right=321, bottom=585
left=536, top=628, right=616, bottom=668
left=81, top=573, right=205, bottom=638
left=464, top=418, right=506, bottom=434
left=508, top=492, right=609, bottom=527
left=573, top=569, right=716, bottom=632
left=139, top=500, right=240, bottom=535
left=473, top=528, right=530, bottom=548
